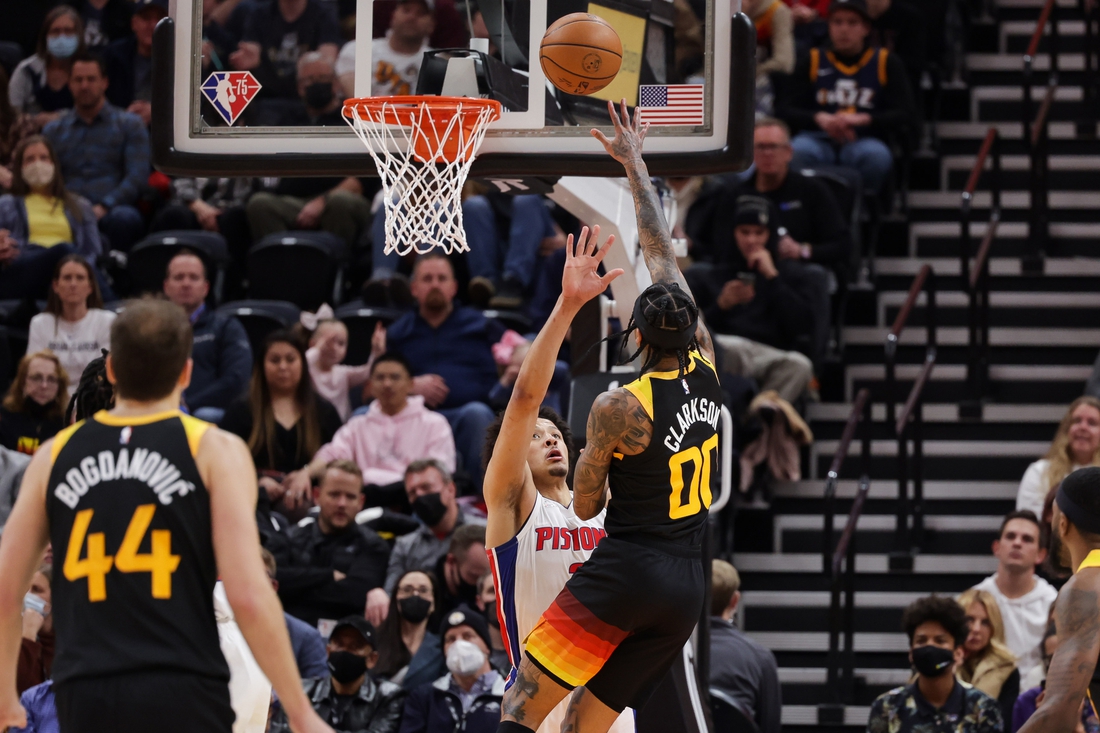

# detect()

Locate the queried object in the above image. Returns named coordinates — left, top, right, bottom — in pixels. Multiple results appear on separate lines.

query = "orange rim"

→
left=342, top=95, right=503, bottom=127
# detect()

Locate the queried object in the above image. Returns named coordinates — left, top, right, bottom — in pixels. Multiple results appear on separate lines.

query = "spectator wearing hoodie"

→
left=299, top=352, right=456, bottom=512
left=704, top=196, right=816, bottom=403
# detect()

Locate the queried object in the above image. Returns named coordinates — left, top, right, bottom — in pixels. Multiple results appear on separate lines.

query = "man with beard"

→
left=387, top=254, right=506, bottom=493
left=1019, top=467, right=1100, bottom=733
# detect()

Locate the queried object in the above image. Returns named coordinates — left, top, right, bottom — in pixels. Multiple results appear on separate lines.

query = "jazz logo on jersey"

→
left=201, top=71, right=262, bottom=126
left=816, top=79, right=876, bottom=110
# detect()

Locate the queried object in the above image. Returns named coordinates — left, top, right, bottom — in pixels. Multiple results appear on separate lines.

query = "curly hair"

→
left=901, top=595, right=970, bottom=648
left=619, top=281, right=700, bottom=378
left=66, top=349, right=113, bottom=423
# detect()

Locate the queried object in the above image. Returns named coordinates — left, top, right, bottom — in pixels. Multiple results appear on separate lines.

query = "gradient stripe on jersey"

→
left=524, top=587, right=630, bottom=688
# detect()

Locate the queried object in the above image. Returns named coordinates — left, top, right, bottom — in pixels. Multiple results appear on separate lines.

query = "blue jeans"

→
left=98, top=204, right=146, bottom=252
left=438, top=401, right=496, bottom=494
left=790, top=132, right=893, bottom=194
left=462, top=195, right=555, bottom=287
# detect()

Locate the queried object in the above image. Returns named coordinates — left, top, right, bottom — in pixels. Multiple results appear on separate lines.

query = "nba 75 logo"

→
left=201, top=71, right=262, bottom=126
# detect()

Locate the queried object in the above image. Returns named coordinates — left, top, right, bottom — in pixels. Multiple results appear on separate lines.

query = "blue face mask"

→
left=47, top=35, right=79, bottom=59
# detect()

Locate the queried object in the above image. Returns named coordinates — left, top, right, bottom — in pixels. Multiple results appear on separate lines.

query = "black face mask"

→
left=328, top=650, right=367, bottom=684
left=304, top=82, right=335, bottom=109
left=911, top=644, right=955, bottom=678
left=397, top=595, right=432, bottom=623
left=412, top=493, right=448, bottom=526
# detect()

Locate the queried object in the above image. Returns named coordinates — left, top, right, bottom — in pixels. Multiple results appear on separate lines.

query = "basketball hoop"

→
left=343, top=96, right=502, bottom=256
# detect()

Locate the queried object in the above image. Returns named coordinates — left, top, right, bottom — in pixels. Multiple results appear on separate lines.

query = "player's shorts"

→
left=523, top=534, right=705, bottom=713
left=55, top=669, right=234, bottom=733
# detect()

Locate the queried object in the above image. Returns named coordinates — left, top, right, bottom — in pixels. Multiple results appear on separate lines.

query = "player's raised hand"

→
left=591, top=99, right=650, bottom=165
left=562, top=225, right=624, bottom=306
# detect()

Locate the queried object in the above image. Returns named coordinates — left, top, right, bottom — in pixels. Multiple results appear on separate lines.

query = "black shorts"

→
left=55, top=669, right=234, bottom=733
left=523, top=535, right=705, bottom=712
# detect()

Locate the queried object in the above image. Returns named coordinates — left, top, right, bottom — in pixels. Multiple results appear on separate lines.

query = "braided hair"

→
left=66, top=349, right=114, bottom=424
left=618, top=282, right=700, bottom=377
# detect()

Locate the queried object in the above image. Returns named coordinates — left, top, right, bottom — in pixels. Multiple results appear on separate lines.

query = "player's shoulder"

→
left=192, top=419, right=251, bottom=461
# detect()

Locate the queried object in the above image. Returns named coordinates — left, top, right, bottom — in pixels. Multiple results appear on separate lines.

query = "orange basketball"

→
left=539, top=13, right=623, bottom=96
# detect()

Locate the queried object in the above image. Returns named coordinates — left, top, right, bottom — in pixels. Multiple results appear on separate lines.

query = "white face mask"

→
left=446, top=639, right=486, bottom=677
left=23, top=161, right=55, bottom=189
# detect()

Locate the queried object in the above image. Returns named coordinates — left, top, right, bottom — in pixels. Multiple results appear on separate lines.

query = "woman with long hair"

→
left=0, top=66, right=37, bottom=192
left=219, top=330, right=341, bottom=516
left=8, top=7, right=84, bottom=126
left=373, top=569, right=446, bottom=690
left=956, top=588, right=1020, bottom=722
left=1017, top=396, right=1100, bottom=520
left=0, top=350, right=69, bottom=454
left=26, top=254, right=115, bottom=382
left=0, top=135, right=102, bottom=299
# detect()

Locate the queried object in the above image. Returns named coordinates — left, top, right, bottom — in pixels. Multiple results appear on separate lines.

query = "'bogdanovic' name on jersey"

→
left=54, top=447, right=196, bottom=509
left=663, top=397, right=721, bottom=453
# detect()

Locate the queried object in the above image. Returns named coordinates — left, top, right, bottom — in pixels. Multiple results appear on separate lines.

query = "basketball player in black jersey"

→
left=0, top=298, right=333, bottom=733
left=1018, top=467, right=1100, bottom=733
left=495, top=101, right=721, bottom=733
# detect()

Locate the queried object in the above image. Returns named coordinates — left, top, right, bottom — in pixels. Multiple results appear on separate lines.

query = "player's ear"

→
left=177, top=358, right=193, bottom=391
left=105, top=353, right=118, bottom=385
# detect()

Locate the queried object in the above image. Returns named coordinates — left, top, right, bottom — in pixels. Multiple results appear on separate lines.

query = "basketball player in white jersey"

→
left=482, top=226, right=633, bottom=733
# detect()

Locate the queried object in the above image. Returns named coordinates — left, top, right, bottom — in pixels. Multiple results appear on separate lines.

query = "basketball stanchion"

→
left=342, top=95, right=502, bottom=256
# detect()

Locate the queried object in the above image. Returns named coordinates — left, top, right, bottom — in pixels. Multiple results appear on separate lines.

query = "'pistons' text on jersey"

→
left=606, top=350, right=723, bottom=546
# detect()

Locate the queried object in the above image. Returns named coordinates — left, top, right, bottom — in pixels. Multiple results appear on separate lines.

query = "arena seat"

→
left=128, top=230, right=230, bottom=304
left=709, top=688, right=760, bottom=733
left=481, top=308, right=532, bottom=334
left=216, top=300, right=302, bottom=359
left=0, top=42, right=22, bottom=76
left=334, top=301, right=405, bottom=366
left=567, top=372, right=636, bottom=447
left=246, top=232, right=349, bottom=311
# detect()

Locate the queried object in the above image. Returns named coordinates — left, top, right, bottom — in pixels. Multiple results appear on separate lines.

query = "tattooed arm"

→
left=573, top=389, right=652, bottom=520
left=591, top=100, right=717, bottom=365
left=1018, top=572, right=1100, bottom=733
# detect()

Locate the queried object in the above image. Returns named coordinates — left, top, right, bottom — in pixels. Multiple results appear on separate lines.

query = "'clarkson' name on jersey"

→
left=663, top=397, right=721, bottom=453
left=54, top=448, right=196, bottom=509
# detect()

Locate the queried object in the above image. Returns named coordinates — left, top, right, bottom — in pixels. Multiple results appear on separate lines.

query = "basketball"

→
left=539, top=13, right=623, bottom=96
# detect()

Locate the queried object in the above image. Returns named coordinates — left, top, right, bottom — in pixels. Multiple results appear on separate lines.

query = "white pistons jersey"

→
left=488, top=493, right=636, bottom=733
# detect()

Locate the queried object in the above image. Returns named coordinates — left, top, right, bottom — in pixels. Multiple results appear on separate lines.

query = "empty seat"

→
left=247, top=232, right=349, bottom=312
left=709, top=688, right=760, bottom=733
left=128, top=230, right=230, bottom=303
left=334, top=301, right=406, bottom=366
left=216, top=300, right=302, bottom=359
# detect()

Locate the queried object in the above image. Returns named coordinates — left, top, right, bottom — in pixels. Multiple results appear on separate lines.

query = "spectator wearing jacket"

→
left=17, top=565, right=53, bottom=695
left=43, top=51, right=150, bottom=253
left=271, top=460, right=391, bottom=627
left=162, top=249, right=253, bottom=422
left=103, top=0, right=168, bottom=127
left=705, top=197, right=815, bottom=403
left=387, top=254, right=505, bottom=492
left=261, top=548, right=329, bottom=679
left=0, top=136, right=102, bottom=301
left=270, top=616, right=406, bottom=733
left=775, top=0, right=915, bottom=194
left=399, top=605, right=504, bottom=733
left=0, top=446, right=31, bottom=539
left=7, top=7, right=84, bottom=128
left=303, top=352, right=456, bottom=510
left=64, top=0, right=134, bottom=49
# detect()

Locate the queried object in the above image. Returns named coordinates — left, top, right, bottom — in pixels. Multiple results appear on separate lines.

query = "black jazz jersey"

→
left=45, top=410, right=229, bottom=685
left=606, top=350, right=723, bottom=546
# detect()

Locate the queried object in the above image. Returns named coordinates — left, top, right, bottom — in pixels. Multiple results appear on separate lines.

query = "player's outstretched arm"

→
left=591, top=99, right=716, bottom=364
left=573, top=389, right=651, bottom=520
left=0, top=447, right=52, bottom=730
left=484, top=227, right=623, bottom=541
left=1018, top=571, right=1100, bottom=733
left=202, top=429, right=333, bottom=733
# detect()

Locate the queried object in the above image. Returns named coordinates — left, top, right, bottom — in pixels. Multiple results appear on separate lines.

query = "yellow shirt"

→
left=24, top=193, right=73, bottom=248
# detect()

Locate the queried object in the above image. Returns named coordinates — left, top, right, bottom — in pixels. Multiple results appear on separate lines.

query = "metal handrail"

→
left=883, top=266, right=936, bottom=568
left=820, top=389, right=873, bottom=715
left=1023, top=0, right=1059, bottom=270
left=960, top=128, right=1002, bottom=417
left=1083, top=0, right=1099, bottom=138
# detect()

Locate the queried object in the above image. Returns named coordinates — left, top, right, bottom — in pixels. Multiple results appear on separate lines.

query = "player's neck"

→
left=110, top=392, right=183, bottom=417
left=535, top=479, right=572, bottom=507
left=1069, top=542, right=1100, bottom=574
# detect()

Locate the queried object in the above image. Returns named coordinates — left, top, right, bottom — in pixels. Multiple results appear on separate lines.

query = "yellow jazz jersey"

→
left=46, top=410, right=229, bottom=684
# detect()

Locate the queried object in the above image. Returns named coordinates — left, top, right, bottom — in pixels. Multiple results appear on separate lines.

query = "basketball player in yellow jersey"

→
left=1019, top=466, right=1100, bottom=733
left=0, top=298, right=333, bottom=733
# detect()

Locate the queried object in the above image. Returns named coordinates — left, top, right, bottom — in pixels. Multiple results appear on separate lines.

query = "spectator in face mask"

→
left=433, top=525, right=490, bottom=621
left=17, top=564, right=54, bottom=695
left=269, top=616, right=406, bottom=733
left=374, top=570, right=447, bottom=691
left=473, top=571, right=510, bottom=674
left=366, top=460, right=486, bottom=628
left=400, top=605, right=505, bottom=733
left=867, top=595, right=1004, bottom=733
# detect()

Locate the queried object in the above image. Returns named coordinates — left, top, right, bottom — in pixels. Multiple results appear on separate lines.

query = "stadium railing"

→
left=1022, top=0, right=1059, bottom=273
left=1082, top=0, right=1100, bottom=139
left=884, top=264, right=936, bottom=572
left=958, top=128, right=1002, bottom=420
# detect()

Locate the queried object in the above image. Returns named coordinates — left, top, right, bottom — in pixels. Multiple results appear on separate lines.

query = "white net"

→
left=343, top=97, right=501, bottom=256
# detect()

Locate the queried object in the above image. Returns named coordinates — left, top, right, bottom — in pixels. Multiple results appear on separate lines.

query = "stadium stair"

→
left=730, top=1, right=1100, bottom=729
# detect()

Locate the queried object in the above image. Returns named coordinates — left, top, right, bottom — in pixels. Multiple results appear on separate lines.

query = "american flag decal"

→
left=637, top=85, right=705, bottom=126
